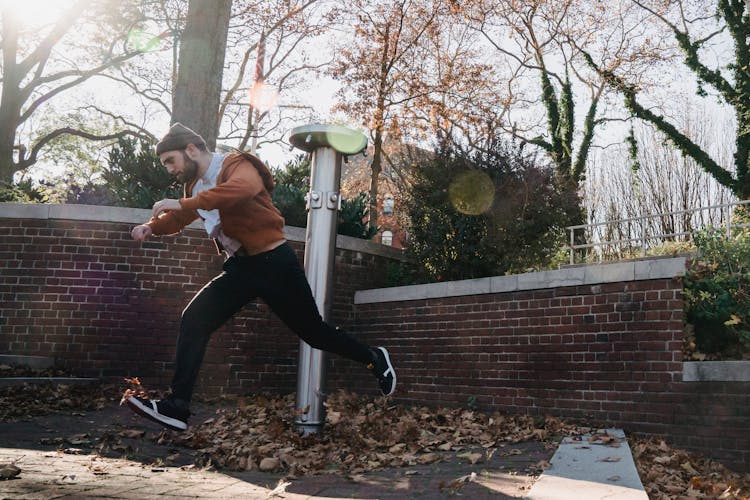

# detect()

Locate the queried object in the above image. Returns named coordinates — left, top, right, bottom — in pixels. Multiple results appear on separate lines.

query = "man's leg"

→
left=125, top=258, right=256, bottom=430
left=255, top=244, right=372, bottom=361
left=171, top=258, right=257, bottom=402
left=255, top=243, right=396, bottom=395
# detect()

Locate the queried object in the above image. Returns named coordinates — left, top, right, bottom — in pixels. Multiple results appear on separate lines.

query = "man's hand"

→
left=152, top=198, right=181, bottom=217
left=131, top=224, right=153, bottom=241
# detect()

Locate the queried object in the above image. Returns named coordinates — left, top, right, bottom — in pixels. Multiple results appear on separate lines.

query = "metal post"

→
left=569, top=228, right=574, bottom=265
left=288, top=124, right=367, bottom=435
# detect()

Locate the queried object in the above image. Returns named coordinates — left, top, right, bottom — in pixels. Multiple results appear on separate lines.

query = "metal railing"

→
left=567, top=199, right=750, bottom=265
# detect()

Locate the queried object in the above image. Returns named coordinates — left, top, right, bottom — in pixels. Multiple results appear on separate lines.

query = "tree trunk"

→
left=171, top=0, right=232, bottom=150
left=0, top=8, right=20, bottom=185
left=369, top=129, right=384, bottom=232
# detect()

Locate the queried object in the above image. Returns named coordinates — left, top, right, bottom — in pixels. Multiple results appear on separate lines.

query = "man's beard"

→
left=177, top=151, right=200, bottom=184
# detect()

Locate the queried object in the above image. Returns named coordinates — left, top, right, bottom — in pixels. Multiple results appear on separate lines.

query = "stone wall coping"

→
left=682, top=360, right=750, bottom=382
left=0, top=202, right=404, bottom=260
left=354, top=256, right=687, bottom=304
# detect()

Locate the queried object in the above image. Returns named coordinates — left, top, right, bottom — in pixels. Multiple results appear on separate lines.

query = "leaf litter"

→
left=632, top=437, right=750, bottom=499
left=2, top=375, right=749, bottom=498
left=157, top=389, right=578, bottom=477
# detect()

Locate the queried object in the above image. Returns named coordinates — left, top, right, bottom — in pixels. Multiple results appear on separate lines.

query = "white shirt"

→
left=191, top=152, right=242, bottom=256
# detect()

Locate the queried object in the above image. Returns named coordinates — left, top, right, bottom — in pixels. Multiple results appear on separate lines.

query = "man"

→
left=124, top=123, right=396, bottom=431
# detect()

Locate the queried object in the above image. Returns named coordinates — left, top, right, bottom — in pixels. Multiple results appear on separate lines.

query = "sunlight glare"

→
left=449, top=170, right=495, bottom=215
left=249, top=81, right=280, bottom=113
left=0, top=0, right=71, bottom=27
left=127, top=28, right=165, bottom=53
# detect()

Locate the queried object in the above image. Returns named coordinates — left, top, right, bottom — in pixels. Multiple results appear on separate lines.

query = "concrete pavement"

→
left=526, top=429, right=648, bottom=500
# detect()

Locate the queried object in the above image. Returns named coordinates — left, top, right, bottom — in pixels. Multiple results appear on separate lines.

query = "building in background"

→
left=340, top=142, right=430, bottom=249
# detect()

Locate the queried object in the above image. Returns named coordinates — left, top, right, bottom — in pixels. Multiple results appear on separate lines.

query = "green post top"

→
left=289, top=123, right=368, bottom=155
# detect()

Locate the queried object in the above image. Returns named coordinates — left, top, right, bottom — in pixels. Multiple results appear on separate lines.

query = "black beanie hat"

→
left=155, top=122, right=206, bottom=155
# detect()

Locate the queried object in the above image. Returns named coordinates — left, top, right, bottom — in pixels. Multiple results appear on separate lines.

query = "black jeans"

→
left=170, top=242, right=374, bottom=402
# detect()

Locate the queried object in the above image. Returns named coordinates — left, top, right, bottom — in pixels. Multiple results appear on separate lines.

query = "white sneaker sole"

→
left=125, top=397, right=188, bottom=431
left=377, top=347, right=397, bottom=396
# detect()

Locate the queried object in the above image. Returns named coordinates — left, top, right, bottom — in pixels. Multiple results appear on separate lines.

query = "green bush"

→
left=683, top=228, right=750, bottom=358
left=103, top=138, right=182, bottom=208
left=272, top=155, right=310, bottom=227
left=272, top=155, right=377, bottom=240
left=338, top=191, right=378, bottom=240
left=401, top=141, right=581, bottom=282
left=0, top=179, right=48, bottom=203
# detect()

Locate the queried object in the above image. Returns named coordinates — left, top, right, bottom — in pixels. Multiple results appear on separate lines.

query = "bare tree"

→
left=330, top=0, right=449, bottom=230
left=582, top=100, right=736, bottom=260
left=218, top=0, right=333, bottom=153
left=0, top=0, right=152, bottom=185
left=456, top=0, right=672, bottom=188
left=585, top=0, right=750, bottom=198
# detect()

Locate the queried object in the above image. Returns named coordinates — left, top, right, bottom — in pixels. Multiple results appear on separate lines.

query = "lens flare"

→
left=449, top=170, right=495, bottom=215
left=326, top=128, right=367, bottom=155
left=127, top=29, right=163, bottom=53
left=249, top=82, right=279, bottom=113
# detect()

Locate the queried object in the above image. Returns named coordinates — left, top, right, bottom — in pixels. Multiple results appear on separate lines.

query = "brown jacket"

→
left=146, top=152, right=285, bottom=255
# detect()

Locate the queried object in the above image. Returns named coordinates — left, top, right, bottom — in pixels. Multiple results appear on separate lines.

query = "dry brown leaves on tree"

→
left=158, top=390, right=578, bottom=476
left=632, top=437, right=750, bottom=499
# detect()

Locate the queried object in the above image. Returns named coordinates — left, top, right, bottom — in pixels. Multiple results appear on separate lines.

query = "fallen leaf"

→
left=440, top=472, right=477, bottom=494
left=118, top=429, right=145, bottom=439
left=417, top=453, right=441, bottom=465
left=260, top=457, right=280, bottom=471
left=0, top=464, right=21, bottom=480
left=681, top=461, right=699, bottom=475
left=267, top=479, right=291, bottom=498
left=457, top=452, right=482, bottom=464
left=389, top=443, right=406, bottom=454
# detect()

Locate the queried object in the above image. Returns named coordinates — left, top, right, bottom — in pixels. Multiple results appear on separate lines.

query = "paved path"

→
left=0, top=404, right=555, bottom=499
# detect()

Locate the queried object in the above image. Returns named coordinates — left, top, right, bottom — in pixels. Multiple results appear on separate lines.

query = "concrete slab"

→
left=355, top=257, right=687, bottom=304
left=683, top=360, right=750, bottom=382
left=525, top=429, right=647, bottom=500
left=0, top=354, right=54, bottom=369
left=0, top=377, right=99, bottom=388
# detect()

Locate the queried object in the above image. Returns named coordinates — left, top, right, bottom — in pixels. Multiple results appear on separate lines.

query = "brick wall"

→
left=0, top=203, right=400, bottom=397
left=2, top=203, right=748, bottom=472
left=338, top=266, right=750, bottom=472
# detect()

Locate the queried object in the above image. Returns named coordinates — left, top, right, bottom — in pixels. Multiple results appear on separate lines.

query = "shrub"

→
left=272, top=154, right=377, bottom=240
left=338, top=191, right=378, bottom=240
left=683, top=228, right=750, bottom=358
left=272, top=155, right=310, bottom=227
left=103, top=138, right=182, bottom=208
left=0, top=179, right=48, bottom=203
left=401, top=141, right=581, bottom=282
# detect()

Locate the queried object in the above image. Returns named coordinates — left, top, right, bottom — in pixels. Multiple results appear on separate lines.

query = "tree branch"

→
left=21, top=128, right=151, bottom=170
left=17, top=0, right=91, bottom=76
left=582, top=49, right=737, bottom=194
left=19, top=51, right=142, bottom=125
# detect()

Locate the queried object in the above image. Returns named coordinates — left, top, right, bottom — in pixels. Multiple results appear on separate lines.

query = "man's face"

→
left=159, top=149, right=199, bottom=184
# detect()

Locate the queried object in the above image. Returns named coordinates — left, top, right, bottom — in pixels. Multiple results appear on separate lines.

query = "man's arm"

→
left=179, top=160, right=264, bottom=212
left=131, top=201, right=199, bottom=240
left=131, top=224, right=152, bottom=241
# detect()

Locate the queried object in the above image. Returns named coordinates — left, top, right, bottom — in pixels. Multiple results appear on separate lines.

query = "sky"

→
left=4, top=0, right=349, bottom=181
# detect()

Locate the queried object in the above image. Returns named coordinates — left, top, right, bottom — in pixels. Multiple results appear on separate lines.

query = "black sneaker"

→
left=124, top=396, right=189, bottom=431
left=368, top=346, right=396, bottom=396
